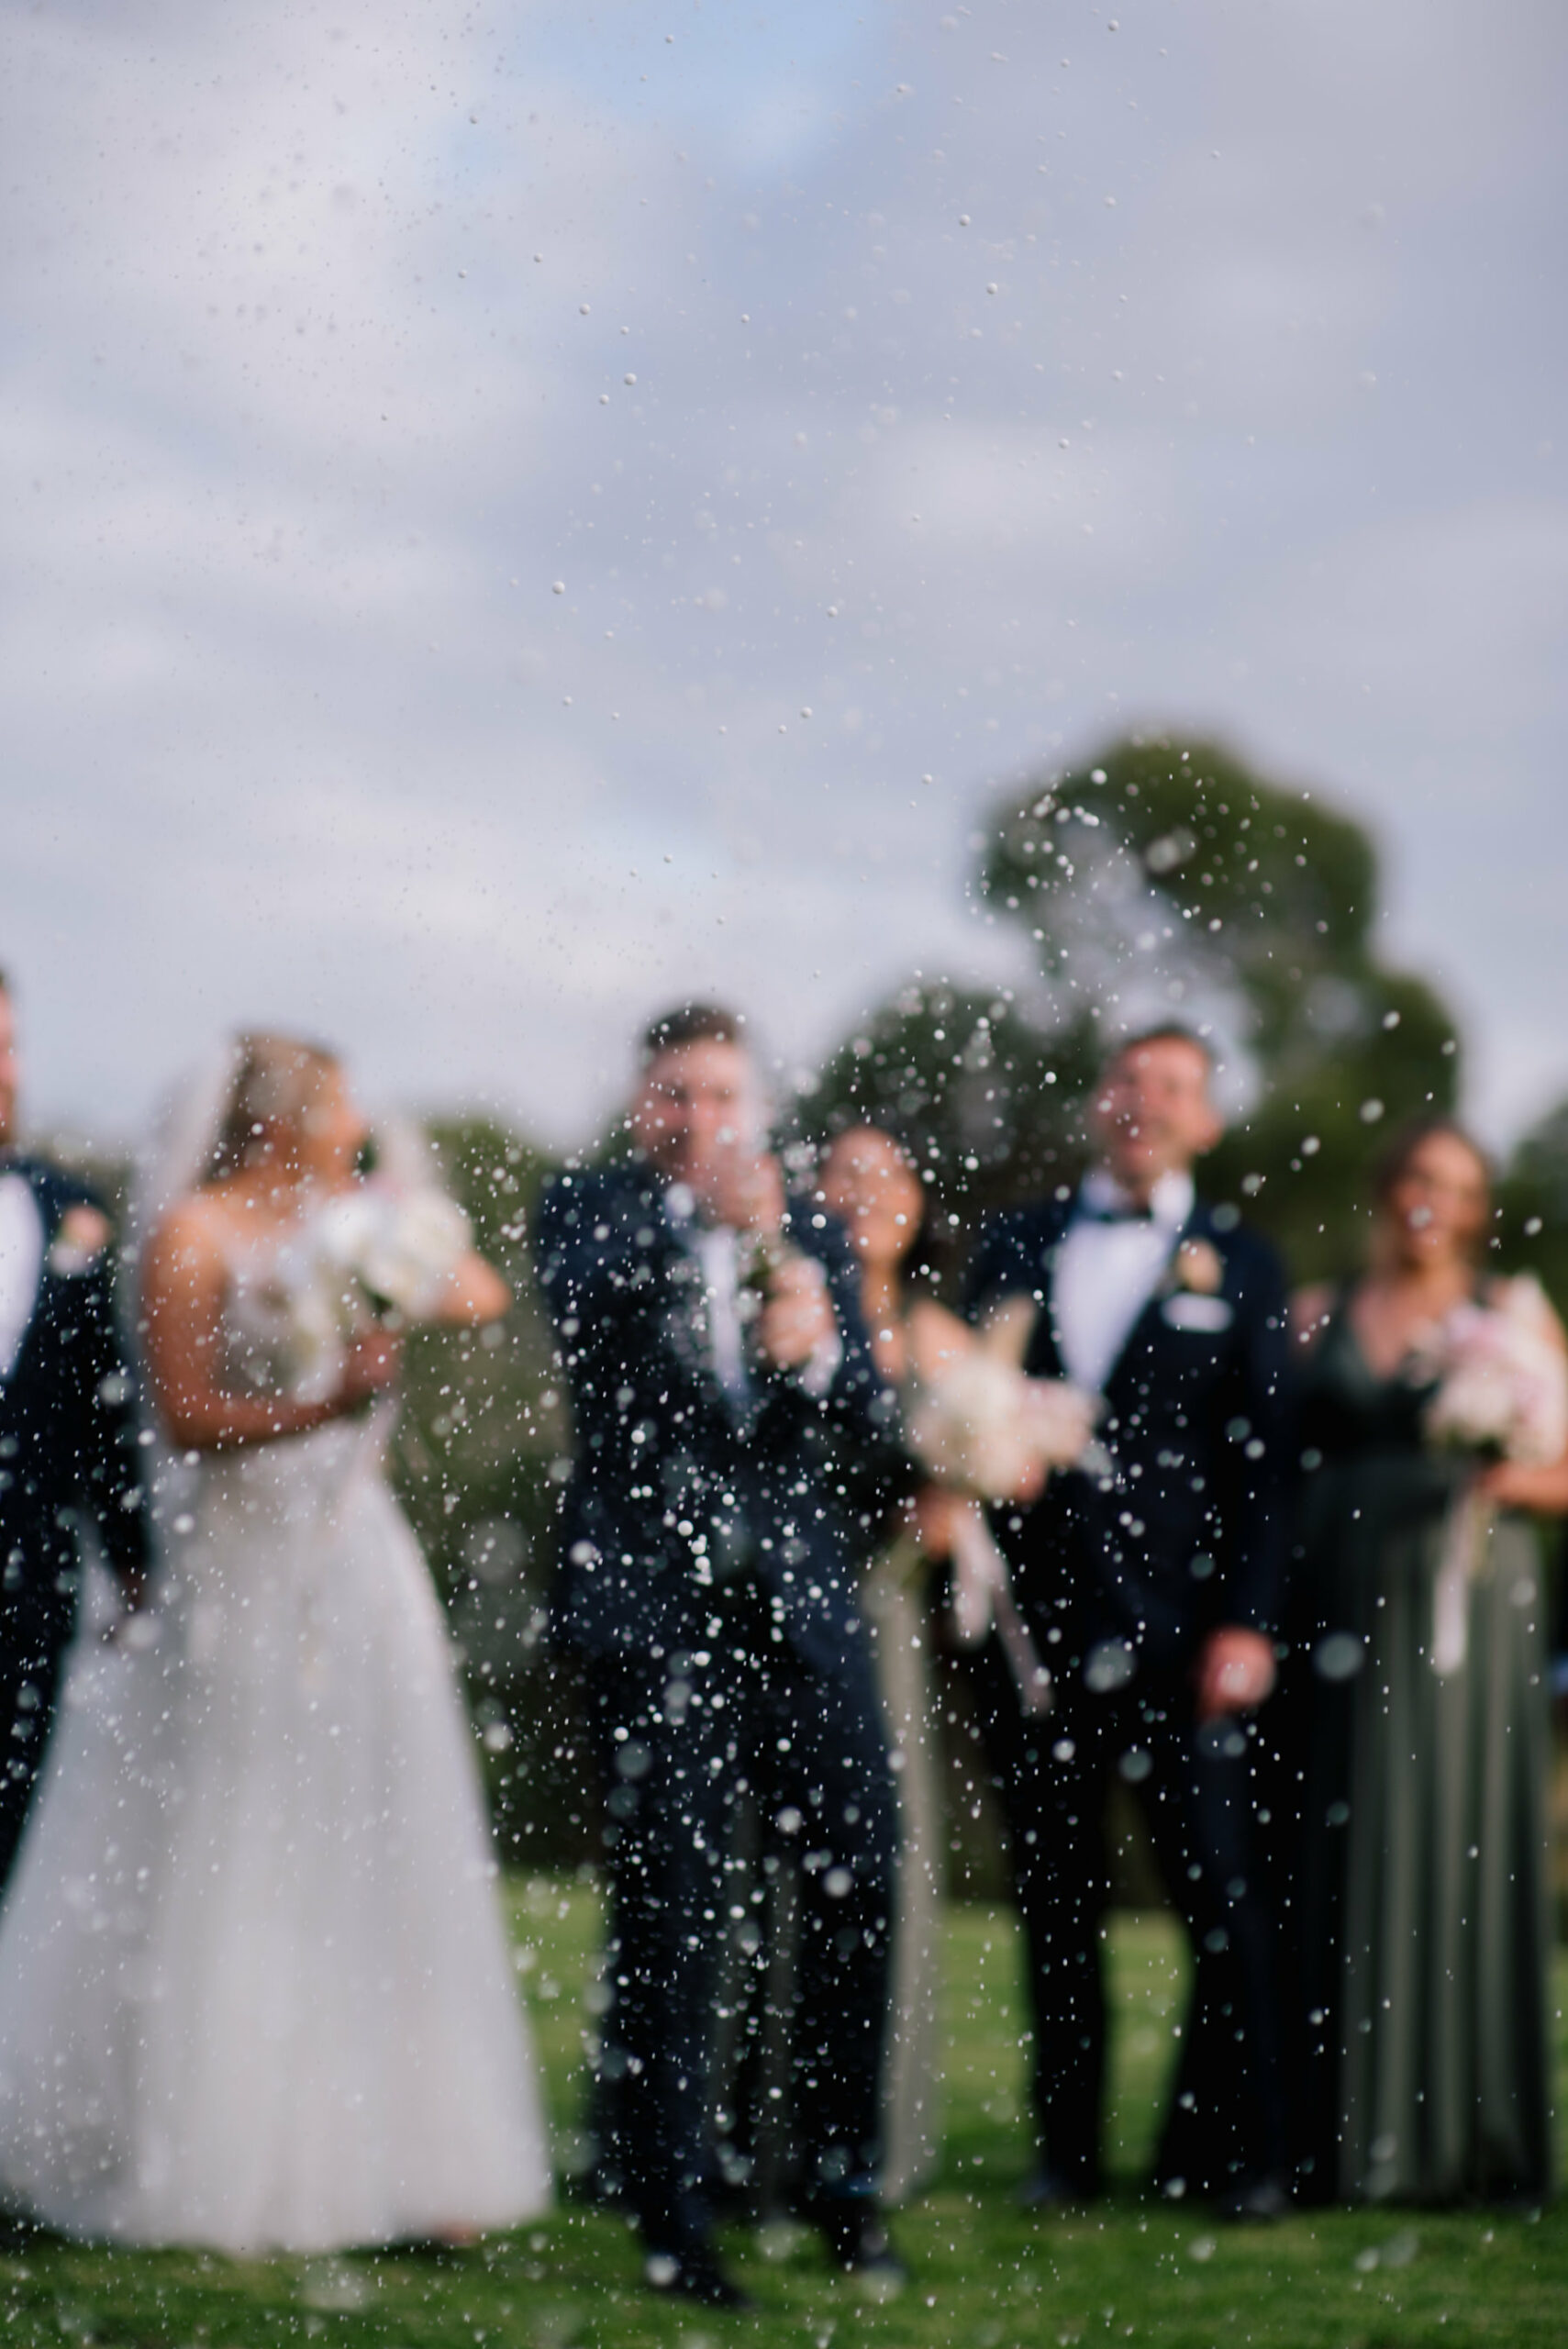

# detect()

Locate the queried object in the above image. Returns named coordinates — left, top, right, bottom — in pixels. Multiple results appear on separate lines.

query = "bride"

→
left=0, top=1033, right=551, bottom=2254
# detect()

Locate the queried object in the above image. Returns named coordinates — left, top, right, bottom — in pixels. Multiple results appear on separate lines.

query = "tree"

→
left=391, top=1116, right=589, bottom=1866
left=1496, top=1099, right=1568, bottom=1317
left=803, top=732, right=1462, bottom=1283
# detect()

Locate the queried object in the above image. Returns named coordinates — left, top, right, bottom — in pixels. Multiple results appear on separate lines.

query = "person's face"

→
left=294, top=1064, right=369, bottom=1184
left=631, top=1039, right=755, bottom=1186
left=819, top=1128, right=924, bottom=1269
left=1090, top=1036, right=1223, bottom=1196
left=0, top=991, right=16, bottom=1149
left=1383, top=1130, right=1489, bottom=1269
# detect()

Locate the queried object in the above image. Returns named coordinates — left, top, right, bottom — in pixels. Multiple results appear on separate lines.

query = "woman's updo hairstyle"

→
left=206, top=1032, right=340, bottom=1181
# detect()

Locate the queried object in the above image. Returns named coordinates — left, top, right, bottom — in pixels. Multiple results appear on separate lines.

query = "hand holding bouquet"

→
left=1418, top=1275, right=1568, bottom=1468
left=903, top=1297, right=1095, bottom=1505
left=1414, top=1275, right=1568, bottom=1677
left=276, top=1183, right=473, bottom=1393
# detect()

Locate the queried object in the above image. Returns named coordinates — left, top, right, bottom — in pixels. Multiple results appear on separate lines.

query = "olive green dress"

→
left=1291, top=1300, right=1552, bottom=2204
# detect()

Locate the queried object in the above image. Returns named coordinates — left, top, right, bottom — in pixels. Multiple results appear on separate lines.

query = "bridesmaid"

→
left=818, top=1127, right=947, bottom=2204
left=1287, top=1116, right=1568, bottom=2205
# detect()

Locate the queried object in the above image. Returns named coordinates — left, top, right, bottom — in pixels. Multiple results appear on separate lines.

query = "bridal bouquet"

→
left=905, top=1346, right=1095, bottom=1502
left=1418, top=1275, right=1568, bottom=1468
left=277, top=1184, right=472, bottom=1391
left=903, top=1313, right=1095, bottom=1717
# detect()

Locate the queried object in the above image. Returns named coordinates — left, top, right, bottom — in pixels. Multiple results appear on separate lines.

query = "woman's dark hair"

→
left=1372, top=1112, right=1493, bottom=1207
left=817, top=1123, right=935, bottom=1277
left=206, top=1032, right=340, bottom=1182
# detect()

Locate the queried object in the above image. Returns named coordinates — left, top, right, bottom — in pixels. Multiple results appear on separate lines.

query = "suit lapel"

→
left=1102, top=1199, right=1217, bottom=1402
left=1024, top=1208, right=1072, bottom=1380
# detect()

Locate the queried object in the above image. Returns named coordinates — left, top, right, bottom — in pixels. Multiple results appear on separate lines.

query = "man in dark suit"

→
left=537, top=1004, right=903, bottom=2306
left=0, top=970, right=150, bottom=1888
left=962, top=1025, right=1291, bottom=2216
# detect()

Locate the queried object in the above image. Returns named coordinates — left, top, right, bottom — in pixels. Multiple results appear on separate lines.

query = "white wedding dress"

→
left=0, top=1226, right=551, bottom=2253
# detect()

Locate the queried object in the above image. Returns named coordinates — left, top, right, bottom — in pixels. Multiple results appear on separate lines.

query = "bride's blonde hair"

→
left=205, top=1032, right=340, bottom=1181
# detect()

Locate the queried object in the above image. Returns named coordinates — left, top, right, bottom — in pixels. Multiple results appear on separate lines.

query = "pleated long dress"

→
left=1289, top=1302, right=1552, bottom=2205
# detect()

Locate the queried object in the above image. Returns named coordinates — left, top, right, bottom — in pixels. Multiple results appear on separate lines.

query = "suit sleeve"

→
left=1212, top=1236, right=1295, bottom=1638
left=66, top=1251, right=151, bottom=1584
left=768, top=1213, right=910, bottom=1541
left=534, top=1170, right=664, bottom=1344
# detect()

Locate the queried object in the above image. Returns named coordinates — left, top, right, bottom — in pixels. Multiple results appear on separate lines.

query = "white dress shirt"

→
left=688, top=1221, right=751, bottom=1400
left=1050, top=1165, right=1194, bottom=1395
left=0, top=1172, right=45, bottom=1382
left=666, top=1185, right=840, bottom=1405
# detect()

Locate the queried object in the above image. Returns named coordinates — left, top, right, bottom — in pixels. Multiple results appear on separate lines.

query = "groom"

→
left=538, top=1004, right=902, bottom=2306
left=0, top=970, right=150, bottom=1887
left=962, top=1026, right=1292, bottom=2215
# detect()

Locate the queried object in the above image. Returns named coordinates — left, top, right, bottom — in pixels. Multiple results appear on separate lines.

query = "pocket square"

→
left=1161, top=1292, right=1233, bottom=1333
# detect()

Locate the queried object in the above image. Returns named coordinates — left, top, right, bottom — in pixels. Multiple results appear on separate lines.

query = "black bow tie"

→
left=1077, top=1199, right=1155, bottom=1226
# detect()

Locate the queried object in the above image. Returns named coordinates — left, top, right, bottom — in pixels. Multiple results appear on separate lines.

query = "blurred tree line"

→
left=47, top=730, right=1568, bottom=1885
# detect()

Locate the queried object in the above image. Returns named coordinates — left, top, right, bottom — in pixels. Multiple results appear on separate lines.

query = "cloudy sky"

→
left=3, top=0, right=1563, bottom=1153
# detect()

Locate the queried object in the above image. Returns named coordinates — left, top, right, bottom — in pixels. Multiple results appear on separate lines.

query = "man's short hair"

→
left=1100, top=1022, right=1215, bottom=1077
left=640, top=1002, right=745, bottom=1064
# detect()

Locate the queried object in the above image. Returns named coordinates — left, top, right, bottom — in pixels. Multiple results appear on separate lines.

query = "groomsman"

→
left=0, top=971, right=149, bottom=1887
left=962, top=1027, right=1292, bottom=2216
left=537, top=1005, right=903, bottom=2306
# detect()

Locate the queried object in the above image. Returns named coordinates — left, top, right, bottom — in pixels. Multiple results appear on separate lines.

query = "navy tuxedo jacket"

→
left=536, top=1163, right=901, bottom=1675
left=962, top=1188, right=1292, bottom=1673
left=0, top=1158, right=150, bottom=1625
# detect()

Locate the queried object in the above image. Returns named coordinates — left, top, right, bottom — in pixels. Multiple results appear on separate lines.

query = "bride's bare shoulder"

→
left=145, top=1186, right=243, bottom=1275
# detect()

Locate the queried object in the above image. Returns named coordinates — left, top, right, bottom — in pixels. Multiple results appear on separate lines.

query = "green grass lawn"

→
left=2, top=1879, right=1564, bottom=2345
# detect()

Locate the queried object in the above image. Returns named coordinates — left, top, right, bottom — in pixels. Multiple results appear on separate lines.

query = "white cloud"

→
left=1, top=0, right=1564, bottom=1163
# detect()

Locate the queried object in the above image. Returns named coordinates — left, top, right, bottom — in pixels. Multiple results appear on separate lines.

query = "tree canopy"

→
left=802, top=732, right=1462, bottom=1281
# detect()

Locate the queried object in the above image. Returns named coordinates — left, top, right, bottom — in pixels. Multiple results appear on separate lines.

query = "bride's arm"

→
left=427, top=1247, right=510, bottom=1329
left=140, top=1203, right=395, bottom=1452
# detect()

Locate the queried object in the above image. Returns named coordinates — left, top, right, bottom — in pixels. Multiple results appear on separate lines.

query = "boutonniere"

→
left=1173, top=1238, right=1225, bottom=1296
left=47, top=1204, right=112, bottom=1278
left=1156, top=1234, right=1233, bottom=1332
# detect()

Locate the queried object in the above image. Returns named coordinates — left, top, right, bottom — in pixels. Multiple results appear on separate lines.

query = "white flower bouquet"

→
left=1419, top=1275, right=1568, bottom=1468
left=905, top=1345, right=1095, bottom=1502
left=901, top=1308, right=1095, bottom=1718
left=276, top=1184, right=472, bottom=1392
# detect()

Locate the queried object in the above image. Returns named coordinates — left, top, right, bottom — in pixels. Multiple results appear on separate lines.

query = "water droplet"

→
left=1315, top=1631, right=1363, bottom=1683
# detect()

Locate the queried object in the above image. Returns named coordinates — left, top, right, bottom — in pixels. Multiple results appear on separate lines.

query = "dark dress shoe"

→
left=644, top=2246, right=754, bottom=2308
left=815, top=2199, right=908, bottom=2283
left=1214, top=2173, right=1292, bottom=2223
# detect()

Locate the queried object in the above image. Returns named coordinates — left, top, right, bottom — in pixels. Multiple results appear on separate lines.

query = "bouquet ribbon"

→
left=1429, top=1483, right=1491, bottom=1678
left=949, top=1502, right=1053, bottom=1717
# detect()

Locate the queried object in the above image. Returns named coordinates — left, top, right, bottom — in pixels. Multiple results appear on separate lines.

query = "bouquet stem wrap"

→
left=948, top=1502, right=1053, bottom=1717
left=1429, top=1484, right=1493, bottom=1679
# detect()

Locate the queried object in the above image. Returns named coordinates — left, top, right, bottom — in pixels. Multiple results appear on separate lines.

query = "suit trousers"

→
left=965, top=1630, right=1285, bottom=2198
left=584, top=1590, right=895, bottom=2254
left=0, top=1575, right=76, bottom=1892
